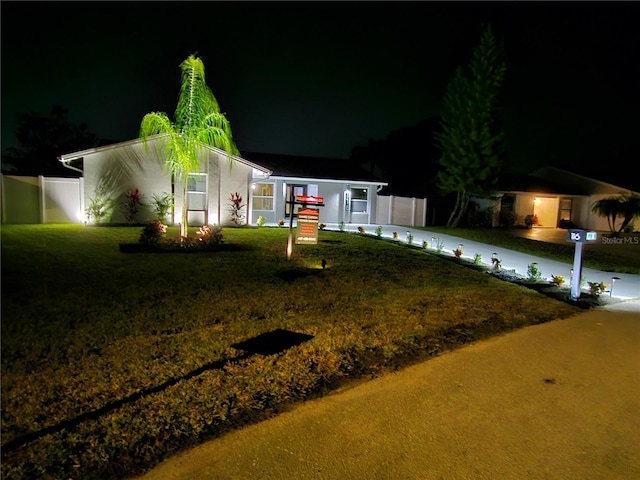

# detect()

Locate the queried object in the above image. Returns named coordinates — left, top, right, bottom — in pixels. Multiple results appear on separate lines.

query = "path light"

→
left=570, top=268, right=574, bottom=287
left=458, top=243, right=463, bottom=250
left=610, top=277, right=620, bottom=296
left=431, top=236, right=436, bottom=249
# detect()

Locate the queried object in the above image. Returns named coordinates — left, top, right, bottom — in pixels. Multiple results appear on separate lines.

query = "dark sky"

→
left=2, top=1, right=639, bottom=174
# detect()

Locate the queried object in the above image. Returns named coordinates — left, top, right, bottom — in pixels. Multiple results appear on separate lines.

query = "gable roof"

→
left=497, top=166, right=639, bottom=196
left=58, top=135, right=271, bottom=174
left=241, top=151, right=387, bottom=185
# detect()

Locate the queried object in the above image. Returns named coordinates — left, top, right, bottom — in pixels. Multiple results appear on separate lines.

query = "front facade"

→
left=486, top=167, right=640, bottom=231
left=244, top=152, right=388, bottom=226
left=59, top=135, right=269, bottom=226
left=7, top=140, right=393, bottom=227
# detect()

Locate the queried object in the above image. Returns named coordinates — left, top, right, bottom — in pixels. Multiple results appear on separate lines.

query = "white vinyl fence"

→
left=1, top=174, right=84, bottom=224
left=375, top=195, right=427, bottom=227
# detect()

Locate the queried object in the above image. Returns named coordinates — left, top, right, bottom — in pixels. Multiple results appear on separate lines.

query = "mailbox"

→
left=567, top=229, right=597, bottom=243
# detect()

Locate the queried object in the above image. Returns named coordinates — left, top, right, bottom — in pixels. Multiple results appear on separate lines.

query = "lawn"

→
left=1, top=225, right=581, bottom=479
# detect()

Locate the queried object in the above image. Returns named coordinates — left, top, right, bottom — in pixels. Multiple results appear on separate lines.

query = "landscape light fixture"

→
left=610, top=276, right=620, bottom=296
left=431, top=236, right=436, bottom=248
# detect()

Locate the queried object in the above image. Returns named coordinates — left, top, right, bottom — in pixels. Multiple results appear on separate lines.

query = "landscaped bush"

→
left=151, top=192, right=174, bottom=222
left=0, top=225, right=583, bottom=480
left=139, top=220, right=167, bottom=245
left=122, top=188, right=144, bottom=224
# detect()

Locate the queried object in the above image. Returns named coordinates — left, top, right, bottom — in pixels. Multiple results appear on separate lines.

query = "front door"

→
left=285, top=184, right=306, bottom=218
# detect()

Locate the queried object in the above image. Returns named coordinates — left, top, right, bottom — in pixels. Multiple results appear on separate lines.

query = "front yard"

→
left=1, top=225, right=580, bottom=479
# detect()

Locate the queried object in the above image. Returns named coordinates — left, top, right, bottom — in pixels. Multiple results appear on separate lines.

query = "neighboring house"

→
left=58, top=135, right=270, bottom=225
left=477, top=166, right=640, bottom=231
left=242, top=152, right=388, bottom=225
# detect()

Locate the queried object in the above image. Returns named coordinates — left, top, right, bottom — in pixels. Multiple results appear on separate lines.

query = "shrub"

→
left=499, top=210, right=517, bottom=228
left=436, top=239, right=444, bottom=254
left=491, top=253, right=501, bottom=270
left=406, top=232, right=413, bottom=244
left=256, top=216, right=266, bottom=228
left=587, top=281, right=609, bottom=296
left=551, top=275, right=565, bottom=287
left=278, top=219, right=285, bottom=227
left=422, top=240, right=428, bottom=249
left=524, top=214, right=535, bottom=228
left=375, top=225, right=383, bottom=237
left=139, top=220, right=167, bottom=245
left=339, top=221, right=346, bottom=232
left=319, top=223, right=326, bottom=230
left=86, top=194, right=114, bottom=224
left=123, top=188, right=144, bottom=224
left=228, top=192, right=246, bottom=226
left=526, top=262, right=542, bottom=281
left=151, top=192, right=174, bottom=222
left=357, top=226, right=365, bottom=234
left=196, top=225, right=223, bottom=247
left=453, top=247, right=463, bottom=258
left=473, top=253, right=482, bottom=265
left=392, top=231, right=398, bottom=240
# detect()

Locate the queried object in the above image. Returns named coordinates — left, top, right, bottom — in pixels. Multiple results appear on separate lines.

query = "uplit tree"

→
left=435, top=25, right=507, bottom=227
left=140, top=54, right=239, bottom=239
left=592, top=193, right=640, bottom=235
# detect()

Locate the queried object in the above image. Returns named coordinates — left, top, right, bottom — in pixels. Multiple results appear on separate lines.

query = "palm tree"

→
left=140, top=54, right=239, bottom=239
left=592, top=193, right=640, bottom=235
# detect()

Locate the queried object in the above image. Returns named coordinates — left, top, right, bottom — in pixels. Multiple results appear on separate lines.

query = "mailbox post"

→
left=566, top=229, right=597, bottom=300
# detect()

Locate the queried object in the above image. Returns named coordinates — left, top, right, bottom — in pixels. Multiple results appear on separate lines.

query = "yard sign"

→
left=296, top=208, right=320, bottom=244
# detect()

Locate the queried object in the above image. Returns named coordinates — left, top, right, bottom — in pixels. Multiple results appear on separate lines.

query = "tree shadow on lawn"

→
left=1, top=329, right=314, bottom=454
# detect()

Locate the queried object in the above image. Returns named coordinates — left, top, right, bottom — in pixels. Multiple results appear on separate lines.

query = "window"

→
left=559, top=198, right=572, bottom=221
left=187, top=174, right=207, bottom=211
left=350, top=188, right=368, bottom=214
left=253, top=182, right=274, bottom=210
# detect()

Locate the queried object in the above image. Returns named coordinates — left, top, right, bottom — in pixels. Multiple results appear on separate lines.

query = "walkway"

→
left=323, top=224, right=640, bottom=300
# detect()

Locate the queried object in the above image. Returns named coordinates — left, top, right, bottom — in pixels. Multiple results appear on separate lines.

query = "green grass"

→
left=418, top=226, right=640, bottom=274
left=1, top=225, right=582, bottom=479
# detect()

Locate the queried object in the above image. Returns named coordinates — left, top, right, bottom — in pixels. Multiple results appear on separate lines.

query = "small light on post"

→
left=431, top=236, right=435, bottom=249
left=610, top=277, right=620, bottom=297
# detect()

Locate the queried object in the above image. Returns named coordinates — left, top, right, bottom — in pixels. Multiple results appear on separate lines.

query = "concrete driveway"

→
left=134, top=301, right=640, bottom=480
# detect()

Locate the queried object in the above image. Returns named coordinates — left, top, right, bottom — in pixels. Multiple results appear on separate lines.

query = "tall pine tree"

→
left=435, top=25, right=507, bottom=227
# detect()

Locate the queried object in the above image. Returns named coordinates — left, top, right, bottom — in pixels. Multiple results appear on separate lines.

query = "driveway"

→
left=134, top=301, right=640, bottom=480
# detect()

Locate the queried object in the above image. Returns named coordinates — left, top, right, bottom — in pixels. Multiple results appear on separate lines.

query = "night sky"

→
left=2, top=1, right=639, bottom=175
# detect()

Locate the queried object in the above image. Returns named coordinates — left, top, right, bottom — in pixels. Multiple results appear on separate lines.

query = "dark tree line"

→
left=2, top=105, right=100, bottom=176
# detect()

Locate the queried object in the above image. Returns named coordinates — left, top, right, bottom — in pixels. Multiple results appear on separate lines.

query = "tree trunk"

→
left=180, top=180, right=188, bottom=239
left=447, top=192, right=462, bottom=227
left=450, top=191, right=470, bottom=228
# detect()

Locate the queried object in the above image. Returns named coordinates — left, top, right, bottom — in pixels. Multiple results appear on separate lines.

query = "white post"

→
left=388, top=195, right=394, bottom=225
left=411, top=197, right=416, bottom=227
left=38, top=175, right=45, bottom=224
left=571, top=242, right=584, bottom=300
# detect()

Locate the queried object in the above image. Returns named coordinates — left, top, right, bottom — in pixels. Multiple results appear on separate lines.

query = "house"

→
left=4, top=138, right=426, bottom=227
left=58, top=135, right=270, bottom=226
left=481, top=166, right=640, bottom=231
left=241, top=152, right=388, bottom=225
